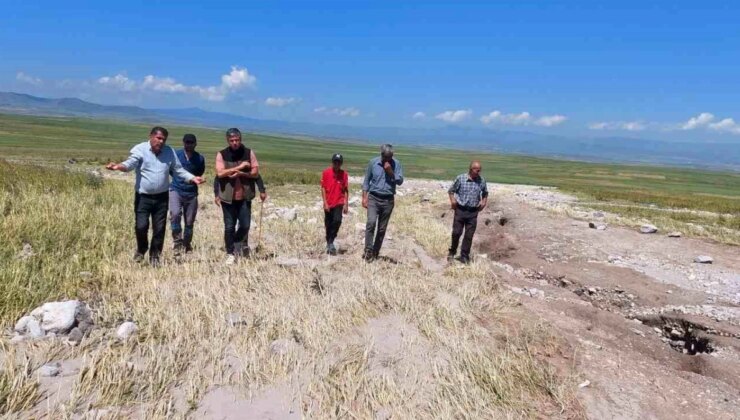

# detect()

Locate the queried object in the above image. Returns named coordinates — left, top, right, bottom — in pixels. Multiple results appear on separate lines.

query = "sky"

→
left=1, top=0, right=739, bottom=142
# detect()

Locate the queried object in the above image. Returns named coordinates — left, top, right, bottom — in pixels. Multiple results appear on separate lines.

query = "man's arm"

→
left=215, top=152, right=249, bottom=178
left=448, top=177, right=460, bottom=209
left=105, top=145, right=141, bottom=172
left=479, top=180, right=489, bottom=210
left=343, top=172, right=349, bottom=214
left=240, top=150, right=260, bottom=178
left=195, top=155, right=206, bottom=177
left=393, top=160, right=404, bottom=186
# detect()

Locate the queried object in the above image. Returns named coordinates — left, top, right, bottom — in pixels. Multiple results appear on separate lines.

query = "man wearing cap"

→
left=361, top=144, right=404, bottom=261
left=321, top=153, right=349, bottom=255
left=169, top=134, right=206, bottom=255
left=105, top=126, right=205, bottom=267
left=447, top=161, right=488, bottom=264
left=215, top=128, right=260, bottom=264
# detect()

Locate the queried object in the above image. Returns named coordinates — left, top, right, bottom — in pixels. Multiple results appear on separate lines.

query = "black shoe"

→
left=149, top=257, right=162, bottom=268
left=327, top=243, right=338, bottom=256
left=184, top=245, right=193, bottom=253
left=134, top=252, right=145, bottom=263
left=460, top=256, right=471, bottom=265
left=362, top=250, right=375, bottom=261
left=241, top=247, right=251, bottom=259
left=447, top=253, right=456, bottom=263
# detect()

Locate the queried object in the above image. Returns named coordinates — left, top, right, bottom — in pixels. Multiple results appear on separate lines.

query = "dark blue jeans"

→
left=221, top=199, right=251, bottom=255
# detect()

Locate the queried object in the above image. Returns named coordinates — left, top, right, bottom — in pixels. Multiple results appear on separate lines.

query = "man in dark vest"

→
left=215, top=128, right=260, bottom=265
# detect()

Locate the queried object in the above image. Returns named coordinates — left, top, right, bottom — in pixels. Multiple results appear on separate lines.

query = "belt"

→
left=457, top=205, right=479, bottom=212
left=136, top=191, right=169, bottom=198
left=369, top=191, right=394, bottom=200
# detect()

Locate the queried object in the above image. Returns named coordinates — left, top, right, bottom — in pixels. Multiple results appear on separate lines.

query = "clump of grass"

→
left=0, top=160, right=131, bottom=324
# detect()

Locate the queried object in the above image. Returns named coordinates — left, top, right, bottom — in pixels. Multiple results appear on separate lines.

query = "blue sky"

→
left=1, top=0, right=739, bottom=141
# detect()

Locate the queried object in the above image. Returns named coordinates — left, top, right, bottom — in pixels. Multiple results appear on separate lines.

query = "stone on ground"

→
left=694, top=255, right=714, bottom=264
left=36, top=300, right=82, bottom=334
left=640, top=224, right=658, bottom=234
left=37, top=363, right=60, bottom=377
left=667, top=231, right=682, bottom=238
left=116, top=321, right=138, bottom=340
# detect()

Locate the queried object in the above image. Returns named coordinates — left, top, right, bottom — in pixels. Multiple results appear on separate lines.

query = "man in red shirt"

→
left=321, top=153, right=349, bottom=255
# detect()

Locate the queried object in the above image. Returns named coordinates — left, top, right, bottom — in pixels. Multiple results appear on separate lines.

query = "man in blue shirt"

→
left=361, top=144, right=404, bottom=261
left=447, top=161, right=488, bottom=264
left=169, top=134, right=206, bottom=255
left=106, top=127, right=205, bottom=266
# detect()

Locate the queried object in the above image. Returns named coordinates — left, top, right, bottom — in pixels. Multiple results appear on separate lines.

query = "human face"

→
left=227, top=134, right=242, bottom=150
left=183, top=140, right=196, bottom=154
left=149, top=131, right=167, bottom=154
left=469, top=163, right=482, bottom=178
left=381, top=152, right=393, bottom=163
left=332, top=160, right=342, bottom=171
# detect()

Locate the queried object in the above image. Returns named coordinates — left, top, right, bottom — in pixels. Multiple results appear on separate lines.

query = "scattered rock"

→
left=67, top=328, right=83, bottom=344
left=667, top=231, right=682, bottom=238
left=14, top=316, right=33, bottom=333
left=67, top=158, right=78, bottom=164
left=38, top=300, right=81, bottom=334
left=640, top=224, right=658, bottom=234
left=37, top=363, right=60, bottom=377
left=27, top=319, right=45, bottom=338
left=631, top=328, right=646, bottom=337
left=607, top=255, right=622, bottom=263
left=593, top=211, right=605, bottom=218
left=269, top=338, right=300, bottom=356
left=276, top=208, right=297, bottom=221
left=694, top=255, right=713, bottom=264
left=116, top=322, right=138, bottom=340
left=588, top=222, right=607, bottom=230
left=16, top=243, right=35, bottom=260
left=578, top=380, right=591, bottom=388
left=420, top=195, right=431, bottom=203
left=276, top=257, right=302, bottom=268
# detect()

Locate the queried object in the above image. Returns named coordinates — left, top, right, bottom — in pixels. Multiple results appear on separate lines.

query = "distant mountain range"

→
left=1, top=91, right=738, bottom=171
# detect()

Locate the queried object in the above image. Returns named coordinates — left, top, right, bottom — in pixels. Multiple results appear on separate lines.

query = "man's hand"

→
left=343, top=203, right=349, bottom=215
left=191, top=176, right=205, bottom=185
left=450, top=198, right=458, bottom=210
left=383, top=161, right=394, bottom=175
left=362, top=196, right=368, bottom=209
left=239, top=161, right=251, bottom=171
left=105, top=162, right=120, bottom=171
left=323, top=202, right=330, bottom=212
left=478, top=199, right=487, bottom=211
left=260, top=192, right=267, bottom=202
left=214, top=196, right=221, bottom=207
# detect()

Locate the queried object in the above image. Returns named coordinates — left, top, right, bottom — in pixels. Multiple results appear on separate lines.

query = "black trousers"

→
left=221, top=199, right=251, bottom=255
left=134, top=192, right=169, bottom=259
left=324, top=205, right=344, bottom=244
left=449, top=207, right=479, bottom=259
left=365, top=194, right=395, bottom=254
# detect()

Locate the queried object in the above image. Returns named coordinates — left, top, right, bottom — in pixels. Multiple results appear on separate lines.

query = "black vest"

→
left=218, top=145, right=256, bottom=203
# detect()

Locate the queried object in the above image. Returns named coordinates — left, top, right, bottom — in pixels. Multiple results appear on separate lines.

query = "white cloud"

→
left=96, top=66, right=256, bottom=101
left=588, top=121, right=646, bottom=131
left=681, top=112, right=715, bottom=130
left=534, top=115, right=567, bottom=127
left=435, top=109, right=472, bottom=123
left=265, top=96, right=298, bottom=107
left=412, top=111, right=426, bottom=120
left=314, top=106, right=361, bottom=117
left=16, top=71, right=43, bottom=86
left=708, top=118, right=740, bottom=134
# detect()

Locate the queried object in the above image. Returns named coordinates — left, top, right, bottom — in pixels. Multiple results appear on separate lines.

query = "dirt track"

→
left=461, top=183, right=740, bottom=419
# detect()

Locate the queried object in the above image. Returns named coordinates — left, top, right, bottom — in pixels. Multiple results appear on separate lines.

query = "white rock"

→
left=276, top=257, right=302, bottom=268
left=694, top=255, right=713, bottom=264
left=37, top=364, right=60, bottom=377
left=27, top=319, right=45, bottom=338
left=607, top=255, right=622, bottom=263
left=14, top=316, right=34, bottom=333
left=116, top=322, right=138, bottom=340
left=667, top=231, right=682, bottom=238
left=10, top=334, right=26, bottom=344
left=36, top=300, right=81, bottom=334
left=640, top=224, right=658, bottom=234
left=281, top=208, right=297, bottom=221
left=579, top=380, right=591, bottom=388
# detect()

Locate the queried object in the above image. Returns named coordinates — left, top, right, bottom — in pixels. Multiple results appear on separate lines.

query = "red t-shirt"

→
left=321, top=168, right=348, bottom=208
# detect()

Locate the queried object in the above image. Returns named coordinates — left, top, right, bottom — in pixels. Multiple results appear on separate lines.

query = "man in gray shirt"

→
left=361, top=144, right=404, bottom=261
left=447, top=161, right=488, bottom=264
left=106, top=126, right=205, bottom=266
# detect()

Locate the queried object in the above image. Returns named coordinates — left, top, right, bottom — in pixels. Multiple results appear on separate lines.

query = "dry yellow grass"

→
left=1, top=163, right=582, bottom=419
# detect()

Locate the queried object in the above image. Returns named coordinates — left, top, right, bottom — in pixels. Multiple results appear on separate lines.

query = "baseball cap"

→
left=332, top=153, right=343, bottom=162
left=183, top=134, right=197, bottom=144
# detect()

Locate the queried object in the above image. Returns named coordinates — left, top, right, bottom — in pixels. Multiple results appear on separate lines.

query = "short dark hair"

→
left=150, top=126, right=169, bottom=138
left=183, top=134, right=197, bottom=144
left=225, top=128, right=242, bottom=138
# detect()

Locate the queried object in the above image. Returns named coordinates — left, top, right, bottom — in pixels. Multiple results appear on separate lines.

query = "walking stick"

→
left=256, top=199, right=264, bottom=253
